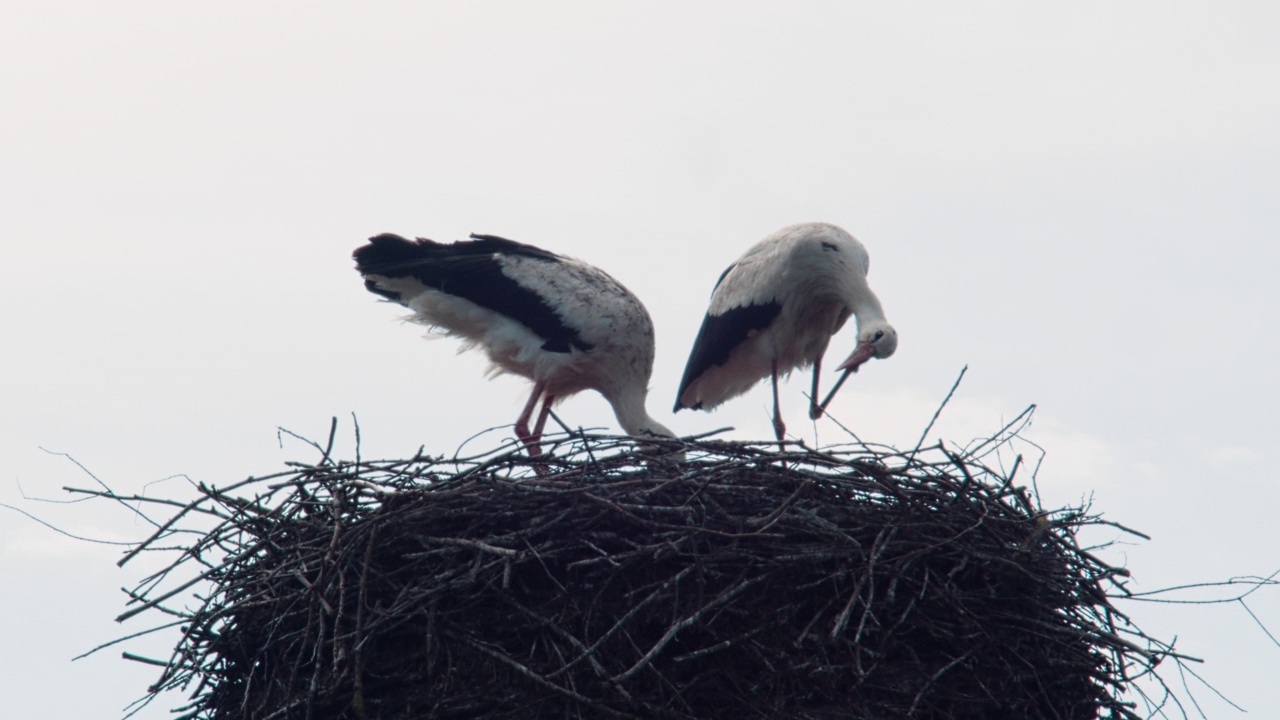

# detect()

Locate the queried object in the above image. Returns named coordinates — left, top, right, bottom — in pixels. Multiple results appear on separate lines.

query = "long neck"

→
left=610, top=388, right=675, bottom=439
left=849, top=280, right=886, bottom=326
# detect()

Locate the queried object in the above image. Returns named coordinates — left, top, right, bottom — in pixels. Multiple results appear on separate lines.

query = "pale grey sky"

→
left=3, top=3, right=1278, bottom=717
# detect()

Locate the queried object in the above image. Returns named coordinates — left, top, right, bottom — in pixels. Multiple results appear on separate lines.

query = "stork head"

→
left=836, top=321, right=898, bottom=373
left=609, top=392, right=686, bottom=462
left=636, top=423, right=686, bottom=464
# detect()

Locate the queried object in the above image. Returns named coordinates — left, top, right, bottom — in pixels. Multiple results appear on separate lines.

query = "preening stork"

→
left=674, top=222, right=898, bottom=443
left=354, top=233, right=677, bottom=456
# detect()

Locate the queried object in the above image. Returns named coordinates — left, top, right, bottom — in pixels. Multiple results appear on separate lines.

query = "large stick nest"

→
left=94, top=422, right=1173, bottom=720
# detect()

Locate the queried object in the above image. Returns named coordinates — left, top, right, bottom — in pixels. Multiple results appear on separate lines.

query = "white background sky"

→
left=3, top=2, right=1278, bottom=717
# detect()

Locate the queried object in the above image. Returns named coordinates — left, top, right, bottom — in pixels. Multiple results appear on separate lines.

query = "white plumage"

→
left=354, top=233, right=676, bottom=456
left=674, top=222, right=898, bottom=442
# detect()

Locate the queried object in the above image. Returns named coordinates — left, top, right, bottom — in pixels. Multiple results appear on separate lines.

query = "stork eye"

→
left=874, top=330, right=884, bottom=341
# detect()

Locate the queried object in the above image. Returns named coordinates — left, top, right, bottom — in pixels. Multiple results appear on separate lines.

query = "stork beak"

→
left=835, top=341, right=876, bottom=373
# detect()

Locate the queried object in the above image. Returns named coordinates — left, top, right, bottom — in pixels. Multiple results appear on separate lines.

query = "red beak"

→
left=835, top=341, right=876, bottom=373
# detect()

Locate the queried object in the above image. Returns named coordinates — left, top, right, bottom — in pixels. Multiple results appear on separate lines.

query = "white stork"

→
left=354, top=233, right=677, bottom=456
left=674, top=222, right=898, bottom=443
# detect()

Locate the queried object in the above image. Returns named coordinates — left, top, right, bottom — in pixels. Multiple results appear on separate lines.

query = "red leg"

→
left=771, top=359, right=786, bottom=448
left=514, top=380, right=545, bottom=455
left=808, top=355, right=823, bottom=420
left=528, top=393, right=556, bottom=457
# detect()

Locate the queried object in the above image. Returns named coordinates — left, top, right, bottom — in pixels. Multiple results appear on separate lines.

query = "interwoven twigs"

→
left=69, top=429, right=1186, bottom=720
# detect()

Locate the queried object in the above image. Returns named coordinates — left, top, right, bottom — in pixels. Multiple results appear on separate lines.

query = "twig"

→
left=909, top=365, right=967, bottom=463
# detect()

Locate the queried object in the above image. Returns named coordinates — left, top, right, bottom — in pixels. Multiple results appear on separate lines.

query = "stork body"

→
left=354, top=233, right=675, bottom=455
left=674, top=222, right=897, bottom=443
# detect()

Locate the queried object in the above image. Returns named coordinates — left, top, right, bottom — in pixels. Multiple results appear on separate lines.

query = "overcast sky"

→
left=3, top=3, right=1278, bottom=717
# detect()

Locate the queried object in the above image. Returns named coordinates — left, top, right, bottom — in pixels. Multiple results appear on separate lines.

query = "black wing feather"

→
left=353, top=233, right=592, bottom=353
left=710, top=262, right=737, bottom=293
left=674, top=300, right=781, bottom=411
